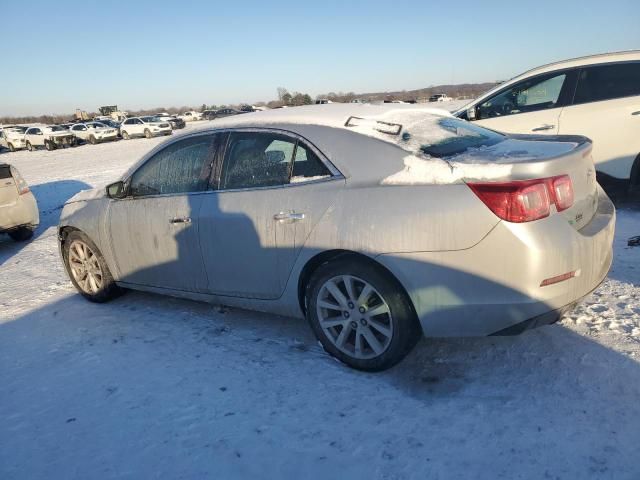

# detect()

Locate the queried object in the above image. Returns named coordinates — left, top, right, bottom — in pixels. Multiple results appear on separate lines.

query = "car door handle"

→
left=273, top=211, right=305, bottom=222
left=532, top=124, right=555, bottom=131
left=632, top=111, right=640, bottom=116
left=169, top=217, right=192, bottom=224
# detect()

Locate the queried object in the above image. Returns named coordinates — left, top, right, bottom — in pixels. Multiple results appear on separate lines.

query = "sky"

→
left=1, top=0, right=639, bottom=117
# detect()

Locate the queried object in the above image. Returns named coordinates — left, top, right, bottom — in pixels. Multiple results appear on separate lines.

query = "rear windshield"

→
left=414, top=118, right=504, bottom=158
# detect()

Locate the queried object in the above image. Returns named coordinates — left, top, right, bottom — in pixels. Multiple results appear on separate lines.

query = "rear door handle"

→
left=273, top=211, right=305, bottom=222
left=169, top=217, right=192, bottom=224
left=532, top=124, right=555, bottom=132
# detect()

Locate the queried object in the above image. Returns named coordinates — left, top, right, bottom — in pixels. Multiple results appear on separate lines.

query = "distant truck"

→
left=98, top=105, right=128, bottom=122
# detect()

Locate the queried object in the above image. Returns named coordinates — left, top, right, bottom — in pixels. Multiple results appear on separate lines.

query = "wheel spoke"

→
left=325, top=279, right=348, bottom=308
left=335, top=325, right=350, bottom=348
left=366, top=303, right=390, bottom=318
left=343, top=275, right=356, bottom=302
left=317, top=299, right=342, bottom=311
left=320, top=318, right=347, bottom=329
left=361, top=326, right=384, bottom=355
left=357, top=284, right=373, bottom=306
left=354, top=331, right=362, bottom=356
left=88, top=274, right=99, bottom=293
left=368, top=318, right=392, bottom=338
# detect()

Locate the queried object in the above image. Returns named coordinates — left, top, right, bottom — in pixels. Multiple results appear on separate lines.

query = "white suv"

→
left=0, top=126, right=28, bottom=152
left=455, top=50, right=640, bottom=196
left=120, top=116, right=172, bottom=139
left=0, top=163, right=39, bottom=241
left=24, top=125, right=76, bottom=151
left=70, top=122, right=118, bottom=144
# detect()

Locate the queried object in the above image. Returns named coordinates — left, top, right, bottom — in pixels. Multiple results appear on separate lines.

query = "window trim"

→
left=570, top=60, right=640, bottom=106
left=474, top=68, right=578, bottom=120
left=210, top=127, right=342, bottom=193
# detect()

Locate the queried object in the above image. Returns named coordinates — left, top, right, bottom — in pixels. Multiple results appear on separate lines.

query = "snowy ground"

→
left=1, top=120, right=640, bottom=480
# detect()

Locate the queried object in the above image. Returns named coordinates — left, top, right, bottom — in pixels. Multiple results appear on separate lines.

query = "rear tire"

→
left=305, top=256, right=421, bottom=371
left=8, top=143, right=15, bottom=152
left=8, top=226, right=34, bottom=241
left=122, top=131, right=130, bottom=140
left=63, top=230, right=124, bottom=303
left=45, top=141, right=54, bottom=151
left=89, top=135, right=97, bottom=145
left=26, top=141, right=33, bottom=152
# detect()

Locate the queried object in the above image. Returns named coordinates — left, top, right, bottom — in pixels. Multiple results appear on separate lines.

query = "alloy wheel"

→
left=68, top=240, right=104, bottom=294
left=316, top=275, right=393, bottom=359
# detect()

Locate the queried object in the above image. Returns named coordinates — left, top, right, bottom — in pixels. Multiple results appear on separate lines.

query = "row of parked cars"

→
left=0, top=107, right=252, bottom=153
left=0, top=113, right=187, bottom=152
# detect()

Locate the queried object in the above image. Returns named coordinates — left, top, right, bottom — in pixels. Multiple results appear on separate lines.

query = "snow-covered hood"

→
left=66, top=187, right=105, bottom=204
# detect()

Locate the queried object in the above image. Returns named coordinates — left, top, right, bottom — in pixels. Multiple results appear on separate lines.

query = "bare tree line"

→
left=0, top=82, right=499, bottom=125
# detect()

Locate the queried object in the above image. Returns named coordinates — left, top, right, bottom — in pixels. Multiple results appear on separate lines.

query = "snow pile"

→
left=382, top=154, right=512, bottom=185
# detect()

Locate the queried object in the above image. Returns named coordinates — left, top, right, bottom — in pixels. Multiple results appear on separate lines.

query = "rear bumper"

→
left=0, top=191, right=39, bottom=232
left=376, top=185, right=615, bottom=337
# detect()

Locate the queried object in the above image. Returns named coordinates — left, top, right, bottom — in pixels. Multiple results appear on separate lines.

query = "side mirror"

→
left=466, top=106, right=477, bottom=121
left=106, top=181, right=126, bottom=199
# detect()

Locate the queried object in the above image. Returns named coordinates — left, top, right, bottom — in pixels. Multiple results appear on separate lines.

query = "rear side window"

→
left=574, top=62, right=640, bottom=104
left=130, top=135, right=218, bottom=196
left=291, top=145, right=330, bottom=181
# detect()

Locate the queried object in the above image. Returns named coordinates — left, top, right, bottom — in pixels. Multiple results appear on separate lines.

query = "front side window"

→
left=574, top=62, right=640, bottom=104
left=477, top=73, right=567, bottom=119
left=130, top=135, right=217, bottom=196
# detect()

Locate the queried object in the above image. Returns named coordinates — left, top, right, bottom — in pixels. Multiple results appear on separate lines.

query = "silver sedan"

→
left=58, top=104, right=615, bottom=371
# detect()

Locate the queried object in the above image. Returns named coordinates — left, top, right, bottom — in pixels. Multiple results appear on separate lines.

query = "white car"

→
left=455, top=50, right=640, bottom=196
left=0, top=163, right=39, bottom=241
left=70, top=122, right=119, bottom=144
left=0, top=126, right=28, bottom=152
left=120, top=116, right=172, bottom=140
left=429, top=94, right=452, bottom=102
left=178, top=111, right=203, bottom=122
left=24, top=125, right=76, bottom=151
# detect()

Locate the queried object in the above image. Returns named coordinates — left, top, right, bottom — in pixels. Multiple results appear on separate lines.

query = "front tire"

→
left=305, top=256, right=421, bottom=371
left=8, top=226, right=34, bottom=241
left=144, top=129, right=152, bottom=139
left=45, top=141, right=55, bottom=151
left=63, top=231, right=123, bottom=303
left=89, top=135, right=97, bottom=145
left=26, top=141, right=34, bottom=151
left=122, top=131, right=130, bottom=140
left=8, top=143, right=16, bottom=152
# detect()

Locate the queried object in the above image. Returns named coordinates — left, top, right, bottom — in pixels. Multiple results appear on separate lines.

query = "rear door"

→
left=558, top=61, right=640, bottom=180
left=198, top=130, right=340, bottom=299
left=472, top=70, right=576, bottom=135
left=108, top=133, right=218, bottom=291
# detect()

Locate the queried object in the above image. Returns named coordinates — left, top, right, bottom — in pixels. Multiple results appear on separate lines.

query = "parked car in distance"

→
left=155, top=114, right=186, bottom=130
left=0, top=163, right=39, bottom=241
left=96, top=119, right=121, bottom=130
left=120, top=116, right=172, bottom=139
left=455, top=50, right=640, bottom=197
left=57, top=104, right=614, bottom=371
left=178, top=111, right=203, bottom=122
left=70, top=122, right=118, bottom=145
left=24, top=125, right=76, bottom=150
left=0, top=126, right=28, bottom=151
left=203, top=108, right=243, bottom=120
left=429, top=94, right=452, bottom=102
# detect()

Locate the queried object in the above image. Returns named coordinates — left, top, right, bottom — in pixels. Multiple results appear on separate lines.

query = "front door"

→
left=472, top=70, right=576, bottom=135
left=108, top=133, right=218, bottom=292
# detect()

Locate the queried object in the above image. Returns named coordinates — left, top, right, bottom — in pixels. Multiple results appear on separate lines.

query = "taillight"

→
left=550, top=175, right=574, bottom=212
left=468, top=175, right=573, bottom=223
left=9, top=165, right=30, bottom=195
